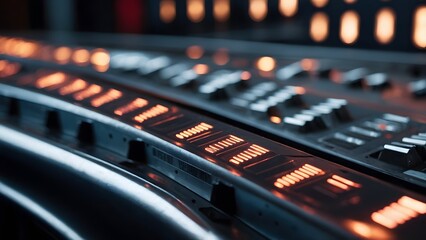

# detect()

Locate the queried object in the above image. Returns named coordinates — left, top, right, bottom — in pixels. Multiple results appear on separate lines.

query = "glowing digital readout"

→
left=274, top=164, right=324, bottom=189
left=133, top=104, right=169, bottom=123
left=175, top=122, right=213, bottom=140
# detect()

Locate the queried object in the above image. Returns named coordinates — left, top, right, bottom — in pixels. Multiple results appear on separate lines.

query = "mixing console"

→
left=0, top=34, right=425, bottom=239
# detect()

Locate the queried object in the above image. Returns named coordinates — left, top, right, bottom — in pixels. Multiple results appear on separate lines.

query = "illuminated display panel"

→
left=73, top=84, right=102, bottom=101
left=371, top=196, right=426, bottom=229
left=175, top=122, right=213, bottom=140
left=133, top=104, right=169, bottom=123
left=59, top=79, right=88, bottom=95
left=274, top=164, right=324, bottom=188
left=35, top=72, right=66, bottom=89
left=114, top=98, right=148, bottom=116
left=229, top=144, right=270, bottom=165
left=204, top=135, right=245, bottom=154
left=91, top=89, right=122, bottom=107
left=326, top=174, right=361, bottom=190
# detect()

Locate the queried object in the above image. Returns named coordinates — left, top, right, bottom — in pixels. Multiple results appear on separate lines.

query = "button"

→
left=276, top=62, right=305, bottom=80
left=199, top=85, right=228, bottom=100
left=283, top=117, right=316, bottom=133
left=347, top=126, right=380, bottom=140
left=159, top=63, right=193, bottom=80
left=402, top=137, right=426, bottom=157
left=382, top=113, right=410, bottom=123
left=110, top=52, right=151, bottom=72
left=138, top=56, right=172, bottom=75
left=409, top=79, right=426, bottom=98
left=169, top=69, right=199, bottom=88
left=324, top=98, right=352, bottom=122
left=363, top=119, right=402, bottom=132
left=342, top=68, right=369, bottom=87
left=378, top=143, right=423, bottom=168
left=324, top=132, right=365, bottom=150
left=364, top=73, right=390, bottom=90
left=294, top=113, right=327, bottom=130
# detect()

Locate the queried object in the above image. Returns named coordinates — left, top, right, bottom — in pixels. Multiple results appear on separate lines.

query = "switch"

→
left=325, top=98, right=352, bottom=122
left=409, top=79, right=426, bottom=98
left=364, top=73, right=390, bottom=90
left=378, top=143, right=423, bottom=168
left=283, top=117, right=316, bottom=133
left=342, top=68, right=368, bottom=88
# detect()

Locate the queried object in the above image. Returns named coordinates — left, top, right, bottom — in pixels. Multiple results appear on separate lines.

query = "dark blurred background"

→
left=0, top=0, right=425, bottom=51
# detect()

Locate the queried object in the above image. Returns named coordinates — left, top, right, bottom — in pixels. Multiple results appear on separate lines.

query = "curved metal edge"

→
left=0, top=181, right=84, bottom=240
left=0, top=125, right=219, bottom=240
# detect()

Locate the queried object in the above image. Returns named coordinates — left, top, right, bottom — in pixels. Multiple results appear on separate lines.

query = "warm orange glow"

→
left=375, top=8, right=396, bottom=44
left=229, top=144, right=270, bottom=165
left=0, top=60, right=20, bottom=78
left=398, top=196, right=426, bottom=214
left=331, top=175, right=361, bottom=188
left=300, top=58, right=318, bottom=71
left=187, top=0, right=205, bottom=23
left=340, top=11, right=360, bottom=44
left=59, top=79, right=88, bottom=95
left=133, top=104, right=169, bottom=123
left=204, top=135, right=244, bottom=154
left=293, top=86, right=306, bottom=95
left=249, top=0, right=268, bottom=22
left=72, top=48, right=90, bottom=65
left=176, top=122, right=213, bottom=139
left=160, top=0, right=176, bottom=23
left=14, top=41, right=38, bottom=58
left=279, top=0, right=298, bottom=17
left=240, top=71, right=251, bottom=81
left=310, top=12, right=329, bottom=42
left=213, top=48, right=229, bottom=65
left=213, top=0, right=230, bottom=22
left=346, top=220, right=391, bottom=239
left=193, top=64, right=209, bottom=75
left=256, top=56, right=276, bottom=72
left=35, top=72, right=66, bottom=89
left=413, top=6, right=426, bottom=48
left=270, top=116, right=282, bottom=124
left=73, top=84, right=102, bottom=101
left=91, top=89, right=122, bottom=107
left=91, top=48, right=110, bottom=72
left=54, top=47, right=72, bottom=64
left=186, top=45, right=204, bottom=59
left=114, top=98, right=148, bottom=116
left=311, top=0, right=328, bottom=8
left=274, top=164, right=324, bottom=189
left=371, top=196, right=426, bottom=229
left=327, top=178, right=349, bottom=190
left=0, top=60, right=7, bottom=72
left=344, top=0, right=356, bottom=3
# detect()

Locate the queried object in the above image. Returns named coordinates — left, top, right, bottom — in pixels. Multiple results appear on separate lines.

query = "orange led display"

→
left=91, top=89, right=122, bottom=107
left=160, top=0, right=176, bottom=23
left=204, top=135, right=244, bottom=154
left=186, top=45, right=204, bottom=59
left=213, top=0, right=230, bottom=22
left=72, top=48, right=90, bottom=65
left=326, top=174, right=361, bottom=190
left=274, top=164, right=324, bottom=189
left=35, top=72, right=66, bottom=89
left=133, top=104, right=169, bottom=123
left=249, top=0, right=268, bottom=22
left=73, top=84, right=102, bottom=101
left=59, top=79, right=88, bottom=95
left=54, top=46, right=72, bottom=64
left=91, top=48, right=110, bottom=72
left=229, top=144, right=270, bottom=165
left=114, top=98, right=148, bottom=116
left=371, top=196, right=426, bottom=229
left=176, top=122, right=213, bottom=140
